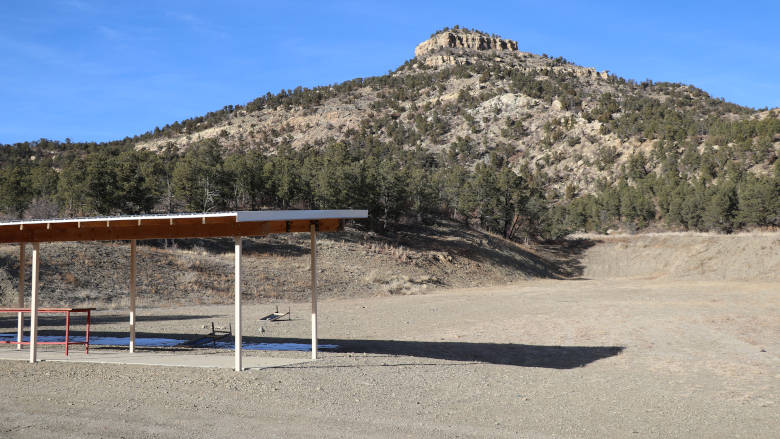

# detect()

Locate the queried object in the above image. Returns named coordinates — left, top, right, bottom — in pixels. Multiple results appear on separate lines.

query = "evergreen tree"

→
left=0, top=165, right=32, bottom=218
left=29, top=163, right=59, bottom=201
left=736, top=175, right=780, bottom=228
left=115, top=150, right=159, bottom=214
left=172, top=140, right=229, bottom=212
left=57, top=158, right=88, bottom=216
left=225, top=150, right=268, bottom=210
left=268, top=145, right=303, bottom=208
left=702, top=181, right=737, bottom=232
left=83, top=152, right=121, bottom=215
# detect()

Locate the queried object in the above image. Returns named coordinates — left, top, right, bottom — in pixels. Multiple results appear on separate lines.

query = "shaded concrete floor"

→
left=0, top=348, right=311, bottom=370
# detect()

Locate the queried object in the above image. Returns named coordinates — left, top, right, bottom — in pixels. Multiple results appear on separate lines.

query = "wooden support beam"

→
left=29, top=243, right=40, bottom=363
left=167, top=217, right=205, bottom=226
left=17, top=244, right=25, bottom=350
left=75, top=220, right=113, bottom=229
left=311, top=223, right=318, bottom=360
left=136, top=218, right=172, bottom=227
left=129, top=240, right=137, bottom=353
left=0, top=217, right=352, bottom=244
left=16, top=223, right=47, bottom=232
left=203, top=216, right=236, bottom=225
left=0, top=221, right=270, bottom=243
left=234, top=236, right=243, bottom=371
left=100, top=219, right=140, bottom=228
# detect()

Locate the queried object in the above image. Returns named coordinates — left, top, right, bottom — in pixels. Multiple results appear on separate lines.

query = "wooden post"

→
left=234, top=236, right=242, bottom=371
left=129, top=239, right=137, bottom=353
left=29, top=243, right=40, bottom=364
left=17, top=244, right=25, bottom=350
left=310, top=223, right=318, bottom=360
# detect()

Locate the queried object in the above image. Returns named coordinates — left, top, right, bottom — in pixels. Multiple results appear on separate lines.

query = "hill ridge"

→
left=0, top=26, right=778, bottom=237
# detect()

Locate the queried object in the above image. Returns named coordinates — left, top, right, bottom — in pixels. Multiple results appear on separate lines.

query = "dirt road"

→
left=1, top=279, right=777, bottom=438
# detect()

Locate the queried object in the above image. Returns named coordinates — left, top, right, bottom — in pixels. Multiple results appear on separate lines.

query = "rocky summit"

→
left=125, top=27, right=776, bottom=199
left=414, top=28, right=522, bottom=68
left=414, top=28, right=519, bottom=57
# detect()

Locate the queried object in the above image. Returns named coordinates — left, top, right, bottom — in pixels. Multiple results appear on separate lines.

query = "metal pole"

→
left=310, top=223, right=318, bottom=360
left=129, top=240, right=136, bottom=353
left=17, top=244, right=25, bottom=350
left=234, top=236, right=243, bottom=371
left=86, top=310, right=90, bottom=354
left=65, top=311, right=70, bottom=356
left=29, top=243, right=40, bottom=364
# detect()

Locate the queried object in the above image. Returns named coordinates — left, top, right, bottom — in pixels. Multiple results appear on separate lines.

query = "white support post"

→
left=29, top=243, right=40, bottom=364
left=17, top=244, right=25, bottom=350
left=234, top=236, right=243, bottom=371
left=129, top=240, right=137, bottom=353
left=310, top=223, right=318, bottom=360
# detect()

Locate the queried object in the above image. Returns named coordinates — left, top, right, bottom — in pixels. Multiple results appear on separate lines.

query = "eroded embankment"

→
left=576, top=232, right=780, bottom=281
left=0, top=221, right=567, bottom=307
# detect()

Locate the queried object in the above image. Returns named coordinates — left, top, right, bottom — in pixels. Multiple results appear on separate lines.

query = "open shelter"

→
left=0, top=209, right=368, bottom=371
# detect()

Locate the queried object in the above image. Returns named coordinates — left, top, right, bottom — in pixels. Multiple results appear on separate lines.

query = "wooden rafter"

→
left=0, top=216, right=345, bottom=243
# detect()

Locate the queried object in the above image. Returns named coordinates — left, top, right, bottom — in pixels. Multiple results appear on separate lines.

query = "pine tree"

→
left=0, top=165, right=32, bottom=218
left=172, top=140, right=230, bottom=212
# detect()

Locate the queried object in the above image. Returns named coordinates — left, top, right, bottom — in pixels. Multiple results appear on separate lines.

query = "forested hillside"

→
left=1, top=26, right=778, bottom=238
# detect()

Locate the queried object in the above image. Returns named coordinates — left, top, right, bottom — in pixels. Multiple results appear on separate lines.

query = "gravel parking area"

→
left=1, top=279, right=778, bottom=438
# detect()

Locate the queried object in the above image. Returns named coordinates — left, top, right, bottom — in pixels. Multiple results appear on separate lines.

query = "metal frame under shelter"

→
left=0, top=209, right=368, bottom=371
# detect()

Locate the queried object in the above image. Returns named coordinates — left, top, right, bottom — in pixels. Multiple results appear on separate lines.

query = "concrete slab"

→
left=0, top=349, right=311, bottom=370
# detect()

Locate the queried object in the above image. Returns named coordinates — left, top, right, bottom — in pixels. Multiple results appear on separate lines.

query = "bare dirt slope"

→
left=0, top=221, right=576, bottom=308
left=0, top=279, right=777, bottom=438
left=1, top=229, right=777, bottom=309
left=577, top=232, right=780, bottom=281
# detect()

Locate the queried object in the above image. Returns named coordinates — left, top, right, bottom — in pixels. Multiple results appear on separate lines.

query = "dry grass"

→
left=5, top=223, right=773, bottom=308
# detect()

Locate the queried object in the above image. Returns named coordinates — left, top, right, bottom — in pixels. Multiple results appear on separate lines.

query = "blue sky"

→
left=1, top=0, right=778, bottom=144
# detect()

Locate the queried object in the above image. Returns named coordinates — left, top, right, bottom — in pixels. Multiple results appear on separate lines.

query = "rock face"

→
left=415, top=30, right=518, bottom=58
left=130, top=27, right=768, bottom=198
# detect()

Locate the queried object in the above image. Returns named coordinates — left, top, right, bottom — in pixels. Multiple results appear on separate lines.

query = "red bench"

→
left=0, top=308, right=95, bottom=355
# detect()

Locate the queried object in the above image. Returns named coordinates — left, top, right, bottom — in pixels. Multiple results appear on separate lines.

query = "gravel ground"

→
left=1, top=279, right=777, bottom=438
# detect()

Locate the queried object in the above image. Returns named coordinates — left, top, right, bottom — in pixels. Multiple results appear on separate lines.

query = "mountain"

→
left=130, top=27, right=777, bottom=189
left=1, top=27, right=779, bottom=236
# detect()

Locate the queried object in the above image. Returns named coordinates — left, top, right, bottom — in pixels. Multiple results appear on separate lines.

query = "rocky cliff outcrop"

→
left=129, top=27, right=766, bottom=199
left=414, top=30, right=518, bottom=58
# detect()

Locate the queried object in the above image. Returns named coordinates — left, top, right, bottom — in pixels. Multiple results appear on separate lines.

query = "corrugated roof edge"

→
left=0, top=210, right=368, bottom=227
left=236, top=209, right=368, bottom=222
left=0, top=212, right=236, bottom=227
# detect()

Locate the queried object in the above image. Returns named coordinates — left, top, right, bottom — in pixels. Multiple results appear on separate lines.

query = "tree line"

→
left=0, top=138, right=551, bottom=239
left=3, top=133, right=777, bottom=239
left=1, top=54, right=778, bottom=239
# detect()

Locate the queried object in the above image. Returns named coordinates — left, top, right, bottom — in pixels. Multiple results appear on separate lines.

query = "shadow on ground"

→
left=142, top=237, right=309, bottom=257
left=108, top=220, right=600, bottom=279
left=313, top=337, right=622, bottom=369
left=342, top=220, right=599, bottom=279
left=13, top=328, right=623, bottom=369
